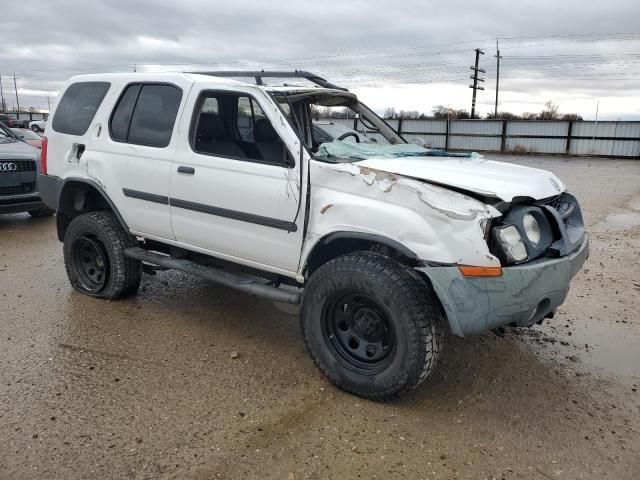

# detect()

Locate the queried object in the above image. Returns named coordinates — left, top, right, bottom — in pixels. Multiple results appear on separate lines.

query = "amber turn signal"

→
left=458, top=265, right=503, bottom=277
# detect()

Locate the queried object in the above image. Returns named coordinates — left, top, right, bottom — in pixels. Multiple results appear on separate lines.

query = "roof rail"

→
left=185, top=70, right=348, bottom=91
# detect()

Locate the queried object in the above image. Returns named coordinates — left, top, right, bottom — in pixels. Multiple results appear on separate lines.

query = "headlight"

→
left=523, top=213, right=541, bottom=245
left=494, top=225, right=528, bottom=263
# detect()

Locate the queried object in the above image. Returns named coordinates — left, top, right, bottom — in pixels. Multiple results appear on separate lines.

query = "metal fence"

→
left=323, top=118, right=640, bottom=158
left=0, top=111, right=47, bottom=127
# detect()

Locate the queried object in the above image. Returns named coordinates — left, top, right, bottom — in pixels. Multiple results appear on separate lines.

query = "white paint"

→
left=356, top=156, right=565, bottom=202
left=303, top=162, right=502, bottom=268
left=47, top=72, right=567, bottom=281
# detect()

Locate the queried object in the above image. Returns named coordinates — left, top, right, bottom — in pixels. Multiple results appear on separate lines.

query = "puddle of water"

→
left=596, top=212, right=640, bottom=231
left=542, top=320, right=640, bottom=380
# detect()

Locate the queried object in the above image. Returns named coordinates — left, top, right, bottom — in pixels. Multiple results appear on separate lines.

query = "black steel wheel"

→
left=70, top=235, right=109, bottom=293
left=301, top=251, right=444, bottom=401
left=322, top=291, right=396, bottom=374
left=63, top=211, right=142, bottom=299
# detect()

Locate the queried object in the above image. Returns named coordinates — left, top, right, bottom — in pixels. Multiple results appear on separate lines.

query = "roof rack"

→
left=186, top=70, right=348, bottom=91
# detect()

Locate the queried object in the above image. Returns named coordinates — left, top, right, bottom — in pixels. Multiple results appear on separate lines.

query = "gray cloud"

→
left=2, top=0, right=639, bottom=118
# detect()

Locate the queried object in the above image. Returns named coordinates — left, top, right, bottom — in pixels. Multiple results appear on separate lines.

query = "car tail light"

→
left=40, top=136, right=48, bottom=175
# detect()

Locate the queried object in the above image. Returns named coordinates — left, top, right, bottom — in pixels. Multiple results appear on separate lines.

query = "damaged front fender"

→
left=301, top=160, right=502, bottom=272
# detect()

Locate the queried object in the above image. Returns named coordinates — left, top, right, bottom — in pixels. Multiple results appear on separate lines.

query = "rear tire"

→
left=31, top=125, right=40, bottom=132
left=301, top=251, right=443, bottom=401
left=28, top=206, right=55, bottom=217
left=63, top=211, right=142, bottom=299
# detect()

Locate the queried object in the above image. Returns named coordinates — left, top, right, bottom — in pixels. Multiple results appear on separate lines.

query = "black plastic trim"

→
left=122, top=188, right=169, bottom=205
left=304, top=231, right=419, bottom=273
left=37, top=174, right=63, bottom=209
left=170, top=197, right=297, bottom=232
left=55, top=177, right=131, bottom=241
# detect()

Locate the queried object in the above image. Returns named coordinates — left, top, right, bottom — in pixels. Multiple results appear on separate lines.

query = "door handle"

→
left=177, top=166, right=195, bottom=174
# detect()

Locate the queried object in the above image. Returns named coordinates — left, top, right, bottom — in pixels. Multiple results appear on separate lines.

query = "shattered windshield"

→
left=270, top=90, right=478, bottom=163
left=317, top=141, right=427, bottom=160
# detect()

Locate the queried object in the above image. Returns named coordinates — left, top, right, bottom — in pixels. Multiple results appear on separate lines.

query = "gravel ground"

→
left=1, top=155, right=639, bottom=479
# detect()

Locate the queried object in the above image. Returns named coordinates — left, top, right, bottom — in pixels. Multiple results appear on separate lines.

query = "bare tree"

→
left=383, top=107, right=397, bottom=119
left=539, top=100, right=560, bottom=120
left=560, top=113, right=583, bottom=121
left=432, top=105, right=470, bottom=120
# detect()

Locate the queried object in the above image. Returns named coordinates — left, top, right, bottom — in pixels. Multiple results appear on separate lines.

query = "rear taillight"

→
left=40, top=136, right=48, bottom=175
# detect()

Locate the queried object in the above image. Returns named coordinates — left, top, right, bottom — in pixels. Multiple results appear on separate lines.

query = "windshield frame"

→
left=267, top=89, right=406, bottom=160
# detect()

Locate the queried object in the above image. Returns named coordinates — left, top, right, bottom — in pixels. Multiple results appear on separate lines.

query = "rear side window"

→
left=52, top=82, right=110, bottom=135
left=110, top=85, right=141, bottom=142
left=109, top=83, right=182, bottom=148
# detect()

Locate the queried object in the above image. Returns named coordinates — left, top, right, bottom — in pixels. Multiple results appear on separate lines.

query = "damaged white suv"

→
left=39, top=71, right=588, bottom=401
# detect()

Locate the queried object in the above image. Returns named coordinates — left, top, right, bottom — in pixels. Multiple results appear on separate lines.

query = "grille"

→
left=0, top=160, right=36, bottom=173
left=539, top=193, right=565, bottom=211
left=0, top=182, right=36, bottom=196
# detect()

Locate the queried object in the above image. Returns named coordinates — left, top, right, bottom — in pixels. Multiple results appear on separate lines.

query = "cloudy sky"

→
left=2, top=0, right=639, bottom=119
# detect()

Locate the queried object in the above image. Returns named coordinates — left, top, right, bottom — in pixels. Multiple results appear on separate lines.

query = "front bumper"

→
left=0, top=195, right=44, bottom=214
left=417, top=235, right=589, bottom=336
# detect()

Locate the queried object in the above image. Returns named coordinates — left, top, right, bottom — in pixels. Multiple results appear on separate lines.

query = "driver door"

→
left=169, top=86, right=305, bottom=274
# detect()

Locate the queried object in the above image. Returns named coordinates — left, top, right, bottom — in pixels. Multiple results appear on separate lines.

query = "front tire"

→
left=31, top=125, right=40, bottom=132
left=301, top=252, right=443, bottom=401
left=63, top=211, right=142, bottom=299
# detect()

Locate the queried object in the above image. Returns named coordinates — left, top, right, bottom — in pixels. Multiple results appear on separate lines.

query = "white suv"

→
left=39, top=71, right=589, bottom=400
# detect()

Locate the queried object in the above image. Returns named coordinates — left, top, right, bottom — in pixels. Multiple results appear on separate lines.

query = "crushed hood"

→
left=355, top=155, right=565, bottom=202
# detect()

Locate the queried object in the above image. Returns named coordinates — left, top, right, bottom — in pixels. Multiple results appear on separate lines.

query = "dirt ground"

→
left=1, top=155, right=639, bottom=480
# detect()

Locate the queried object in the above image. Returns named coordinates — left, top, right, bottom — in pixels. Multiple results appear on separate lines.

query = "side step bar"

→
left=124, top=247, right=301, bottom=304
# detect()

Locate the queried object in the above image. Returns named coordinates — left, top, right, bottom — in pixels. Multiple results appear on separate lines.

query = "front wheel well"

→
left=56, top=180, right=127, bottom=241
left=304, top=232, right=420, bottom=277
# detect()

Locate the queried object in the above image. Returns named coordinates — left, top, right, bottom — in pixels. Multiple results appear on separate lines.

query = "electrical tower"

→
left=494, top=39, right=502, bottom=118
left=0, top=74, right=5, bottom=112
left=13, top=73, right=20, bottom=113
left=469, top=48, right=485, bottom=119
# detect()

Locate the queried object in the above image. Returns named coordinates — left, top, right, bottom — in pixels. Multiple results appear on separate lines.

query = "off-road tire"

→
left=27, top=206, right=55, bottom=217
left=63, top=211, right=142, bottom=299
left=301, top=251, right=443, bottom=401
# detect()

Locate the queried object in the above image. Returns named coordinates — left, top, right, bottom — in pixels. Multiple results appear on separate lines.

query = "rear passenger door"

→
left=88, top=79, right=191, bottom=240
left=170, top=87, right=304, bottom=274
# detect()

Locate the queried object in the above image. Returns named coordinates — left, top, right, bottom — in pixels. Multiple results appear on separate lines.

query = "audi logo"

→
left=0, top=162, right=17, bottom=172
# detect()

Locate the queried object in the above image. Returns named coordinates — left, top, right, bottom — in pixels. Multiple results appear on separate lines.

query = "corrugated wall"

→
left=317, top=118, right=640, bottom=157
left=570, top=122, right=640, bottom=157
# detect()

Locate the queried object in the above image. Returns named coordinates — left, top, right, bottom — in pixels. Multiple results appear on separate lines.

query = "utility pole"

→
left=13, top=72, right=20, bottom=113
left=0, top=74, right=5, bottom=112
left=494, top=39, right=502, bottom=118
left=469, top=48, right=485, bottom=119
